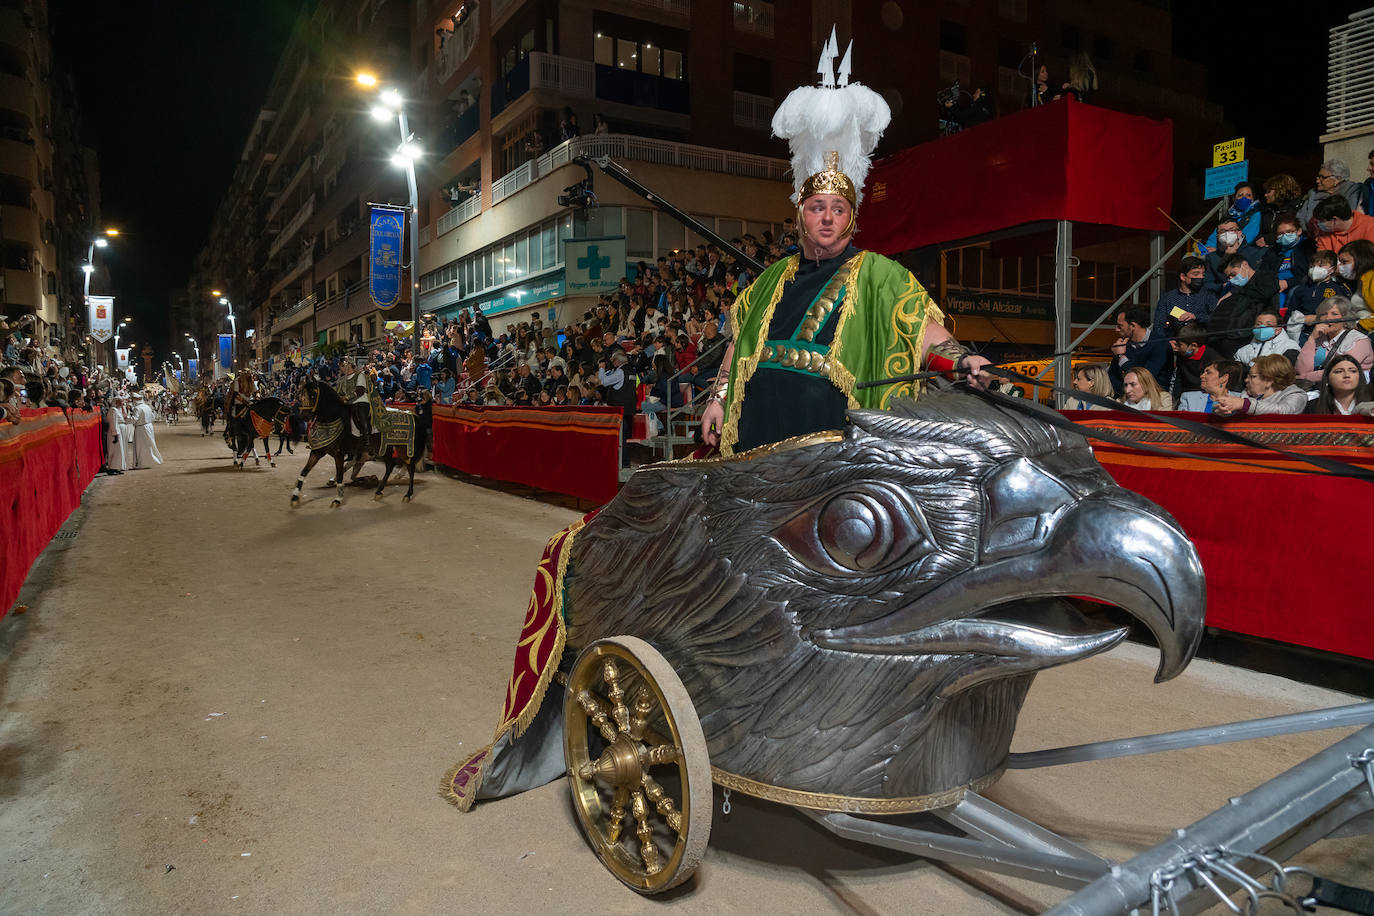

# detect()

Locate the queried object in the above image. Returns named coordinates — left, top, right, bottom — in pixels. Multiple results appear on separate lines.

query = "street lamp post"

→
left=218, top=296, right=237, bottom=370
left=83, top=229, right=118, bottom=362
left=359, top=74, right=422, bottom=359
left=185, top=333, right=201, bottom=378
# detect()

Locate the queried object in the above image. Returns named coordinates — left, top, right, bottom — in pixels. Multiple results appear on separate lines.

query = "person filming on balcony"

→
left=700, top=39, right=992, bottom=455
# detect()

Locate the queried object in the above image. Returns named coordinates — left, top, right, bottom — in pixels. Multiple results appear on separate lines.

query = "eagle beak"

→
left=812, top=492, right=1205, bottom=683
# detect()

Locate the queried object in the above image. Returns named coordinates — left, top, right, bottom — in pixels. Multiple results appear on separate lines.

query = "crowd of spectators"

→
left=1, top=315, right=107, bottom=425
left=1070, top=155, right=1374, bottom=418
left=253, top=233, right=803, bottom=460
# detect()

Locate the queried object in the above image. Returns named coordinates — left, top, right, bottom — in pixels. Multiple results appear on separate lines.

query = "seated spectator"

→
left=1153, top=256, right=1216, bottom=337
left=1168, top=321, right=1220, bottom=401
left=1295, top=297, right=1374, bottom=383
left=1298, top=159, right=1365, bottom=228
left=1259, top=213, right=1315, bottom=312
left=1286, top=249, right=1352, bottom=344
left=1203, top=219, right=1263, bottom=295
left=1119, top=367, right=1171, bottom=411
left=1066, top=364, right=1114, bottom=410
left=1178, top=359, right=1245, bottom=413
left=0, top=377, right=20, bottom=424
left=1200, top=183, right=1263, bottom=251
left=1109, top=305, right=1172, bottom=393
left=1306, top=354, right=1373, bottom=415
left=1336, top=238, right=1374, bottom=318
left=1211, top=253, right=1280, bottom=358
left=641, top=354, right=687, bottom=419
left=1257, top=174, right=1305, bottom=243
left=1214, top=354, right=1308, bottom=416
left=1313, top=195, right=1374, bottom=252
left=1234, top=309, right=1299, bottom=368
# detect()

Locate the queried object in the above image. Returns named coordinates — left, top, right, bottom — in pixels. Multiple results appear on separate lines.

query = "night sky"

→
left=49, top=1, right=1359, bottom=361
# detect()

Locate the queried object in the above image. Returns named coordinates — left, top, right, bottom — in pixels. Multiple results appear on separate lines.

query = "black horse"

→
left=194, top=390, right=216, bottom=436
left=225, top=397, right=290, bottom=469
left=292, top=379, right=375, bottom=507
left=352, top=395, right=428, bottom=503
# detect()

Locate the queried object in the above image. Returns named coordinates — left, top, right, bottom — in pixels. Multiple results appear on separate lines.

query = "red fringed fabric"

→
left=861, top=99, right=1173, bottom=254
left=1069, top=411, right=1374, bottom=661
left=431, top=405, right=623, bottom=504
left=0, top=409, right=104, bottom=616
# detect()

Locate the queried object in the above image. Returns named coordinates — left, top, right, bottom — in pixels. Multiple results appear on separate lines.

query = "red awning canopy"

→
left=858, top=99, right=1173, bottom=255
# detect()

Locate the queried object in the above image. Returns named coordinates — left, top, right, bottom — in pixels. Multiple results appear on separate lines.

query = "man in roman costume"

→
left=701, top=32, right=991, bottom=454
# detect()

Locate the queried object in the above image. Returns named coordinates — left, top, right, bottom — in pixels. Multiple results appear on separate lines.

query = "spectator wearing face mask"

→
left=1313, top=196, right=1374, bottom=252
left=1203, top=219, right=1263, bottom=295
left=1297, top=160, right=1365, bottom=229
left=1259, top=214, right=1315, bottom=312
left=1153, top=256, right=1216, bottom=337
left=1335, top=239, right=1374, bottom=320
left=1211, top=254, right=1280, bottom=358
left=1286, top=249, right=1352, bottom=345
left=1201, top=183, right=1263, bottom=251
left=1295, top=297, right=1374, bottom=383
left=1178, top=359, right=1245, bottom=413
left=1234, top=310, right=1299, bottom=368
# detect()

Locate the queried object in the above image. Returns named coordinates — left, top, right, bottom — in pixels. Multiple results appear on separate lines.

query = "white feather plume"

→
left=772, top=81, right=891, bottom=206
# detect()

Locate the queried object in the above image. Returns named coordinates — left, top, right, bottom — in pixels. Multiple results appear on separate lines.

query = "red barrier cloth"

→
left=861, top=100, right=1173, bottom=254
left=431, top=405, right=623, bottom=504
left=0, top=408, right=103, bottom=616
left=1068, top=411, right=1374, bottom=661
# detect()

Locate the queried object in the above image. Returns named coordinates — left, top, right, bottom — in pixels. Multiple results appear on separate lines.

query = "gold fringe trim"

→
left=710, top=762, right=1007, bottom=814
left=823, top=251, right=868, bottom=409
left=511, top=517, right=585, bottom=738
left=439, top=517, right=587, bottom=811
left=721, top=256, right=799, bottom=456
left=440, top=744, right=493, bottom=810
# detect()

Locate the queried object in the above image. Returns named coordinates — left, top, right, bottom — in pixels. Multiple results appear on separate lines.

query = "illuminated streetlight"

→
left=355, top=71, right=378, bottom=87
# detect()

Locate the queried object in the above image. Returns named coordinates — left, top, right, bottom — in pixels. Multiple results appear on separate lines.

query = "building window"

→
left=366, top=316, right=376, bottom=338
left=1061, top=25, right=1080, bottom=51
left=616, top=38, right=637, bottom=71
left=663, top=49, right=684, bottom=80
left=594, top=32, right=612, bottom=66
left=594, top=24, right=686, bottom=79
left=939, top=20, right=968, bottom=56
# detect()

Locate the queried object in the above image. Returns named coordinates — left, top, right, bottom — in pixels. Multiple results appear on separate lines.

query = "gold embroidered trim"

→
left=720, top=255, right=799, bottom=456
left=512, top=517, right=585, bottom=738
left=709, top=763, right=1006, bottom=814
left=660, top=430, right=844, bottom=468
left=823, top=250, right=868, bottom=408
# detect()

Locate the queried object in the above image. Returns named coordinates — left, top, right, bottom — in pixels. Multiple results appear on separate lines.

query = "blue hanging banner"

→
left=187, top=358, right=198, bottom=378
left=218, top=334, right=233, bottom=368
left=370, top=205, right=406, bottom=309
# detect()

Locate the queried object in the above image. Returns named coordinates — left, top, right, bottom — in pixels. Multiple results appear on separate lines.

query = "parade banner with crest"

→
left=88, top=295, right=114, bottom=343
left=116, top=348, right=130, bottom=370
left=218, top=334, right=233, bottom=369
left=369, top=204, right=405, bottom=309
left=188, top=358, right=198, bottom=378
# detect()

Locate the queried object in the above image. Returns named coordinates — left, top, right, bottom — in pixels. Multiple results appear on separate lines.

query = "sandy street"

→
left=0, top=420, right=1370, bottom=914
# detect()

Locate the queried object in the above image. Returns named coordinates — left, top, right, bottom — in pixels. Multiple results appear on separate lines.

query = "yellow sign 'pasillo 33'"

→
left=1212, top=137, right=1245, bottom=167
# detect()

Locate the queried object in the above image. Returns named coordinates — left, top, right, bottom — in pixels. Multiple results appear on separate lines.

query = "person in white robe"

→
left=131, top=395, right=163, bottom=467
left=119, top=395, right=137, bottom=466
left=105, top=396, right=128, bottom=473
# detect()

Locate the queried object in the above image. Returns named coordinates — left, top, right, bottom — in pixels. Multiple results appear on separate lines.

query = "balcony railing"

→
left=436, top=193, right=481, bottom=237
left=419, top=225, right=431, bottom=246
left=268, top=195, right=315, bottom=258
left=732, top=1, right=774, bottom=38
left=435, top=12, right=480, bottom=84
left=732, top=90, right=774, bottom=130
left=1327, top=9, right=1374, bottom=135
left=270, top=294, right=315, bottom=335
left=530, top=51, right=594, bottom=99
left=490, top=133, right=788, bottom=205
left=628, top=0, right=690, bottom=15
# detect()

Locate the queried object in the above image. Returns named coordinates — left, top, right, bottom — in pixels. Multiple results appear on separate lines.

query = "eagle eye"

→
left=778, top=485, right=932, bottom=576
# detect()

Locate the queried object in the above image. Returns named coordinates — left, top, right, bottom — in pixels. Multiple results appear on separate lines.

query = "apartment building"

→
left=412, top=0, right=808, bottom=326
left=191, top=0, right=413, bottom=370
left=0, top=0, right=95, bottom=349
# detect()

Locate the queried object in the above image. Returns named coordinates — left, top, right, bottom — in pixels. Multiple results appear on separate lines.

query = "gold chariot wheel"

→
left=564, top=636, right=712, bottom=894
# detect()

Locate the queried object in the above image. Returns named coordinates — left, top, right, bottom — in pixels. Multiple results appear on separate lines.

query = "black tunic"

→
left=734, top=245, right=857, bottom=452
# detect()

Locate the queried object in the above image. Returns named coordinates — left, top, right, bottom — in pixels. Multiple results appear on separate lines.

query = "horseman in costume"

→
left=700, top=47, right=990, bottom=454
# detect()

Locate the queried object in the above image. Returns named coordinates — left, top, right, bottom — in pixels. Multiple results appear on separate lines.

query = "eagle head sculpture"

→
left=563, top=388, right=1205, bottom=808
